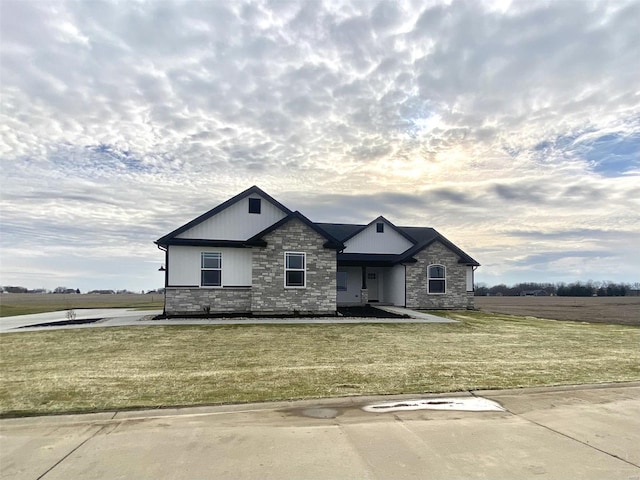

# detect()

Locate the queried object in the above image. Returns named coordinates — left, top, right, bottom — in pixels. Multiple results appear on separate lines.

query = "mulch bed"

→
left=337, top=306, right=408, bottom=318
left=18, top=318, right=104, bottom=328
left=154, top=306, right=408, bottom=320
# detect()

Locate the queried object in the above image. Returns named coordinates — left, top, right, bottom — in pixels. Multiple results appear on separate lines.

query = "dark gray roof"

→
left=155, top=187, right=479, bottom=266
left=397, top=226, right=439, bottom=245
left=317, top=223, right=436, bottom=245
left=158, top=239, right=264, bottom=248
left=315, top=223, right=480, bottom=266
left=399, top=227, right=480, bottom=266
left=315, top=223, right=365, bottom=241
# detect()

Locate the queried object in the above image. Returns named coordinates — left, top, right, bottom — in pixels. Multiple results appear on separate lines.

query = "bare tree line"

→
left=475, top=281, right=640, bottom=297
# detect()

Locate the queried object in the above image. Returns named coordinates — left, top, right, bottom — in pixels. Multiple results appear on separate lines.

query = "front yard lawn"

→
left=1, top=311, right=638, bottom=416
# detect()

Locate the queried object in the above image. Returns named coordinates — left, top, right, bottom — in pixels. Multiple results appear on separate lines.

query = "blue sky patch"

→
left=533, top=129, right=639, bottom=176
left=45, top=143, right=161, bottom=179
left=580, top=132, right=640, bottom=177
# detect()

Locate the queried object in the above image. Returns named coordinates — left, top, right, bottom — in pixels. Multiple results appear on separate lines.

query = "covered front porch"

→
left=336, top=263, right=406, bottom=307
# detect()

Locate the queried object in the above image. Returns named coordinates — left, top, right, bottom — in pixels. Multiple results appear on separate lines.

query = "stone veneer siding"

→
left=405, top=241, right=474, bottom=309
left=360, top=288, right=368, bottom=305
left=165, top=287, right=251, bottom=315
left=251, top=219, right=337, bottom=314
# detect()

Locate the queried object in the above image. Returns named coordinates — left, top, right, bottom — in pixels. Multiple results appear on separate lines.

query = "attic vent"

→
left=249, top=198, right=261, bottom=214
left=376, top=222, right=384, bottom=233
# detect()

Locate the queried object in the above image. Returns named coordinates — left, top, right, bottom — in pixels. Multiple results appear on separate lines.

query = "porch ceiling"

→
left=337, top=253, right=417, bottom=267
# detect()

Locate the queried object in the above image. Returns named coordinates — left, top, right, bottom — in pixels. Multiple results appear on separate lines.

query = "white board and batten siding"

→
left=386, top=264, right=406, bottom=306
left=177, top=194, right=287, bottom=241
left=168, top=246, right=252, bottom=287
left=466, top=266, right=474, bottom=292
left=344, top=221, right=413, bottom=254
left=336, top=266, right=363, bottom=305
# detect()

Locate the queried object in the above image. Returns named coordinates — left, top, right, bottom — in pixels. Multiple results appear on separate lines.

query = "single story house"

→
left=155, top=186, right=480, bottom=316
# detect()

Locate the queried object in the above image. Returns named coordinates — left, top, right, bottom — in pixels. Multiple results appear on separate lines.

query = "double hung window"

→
left=201, top=252, right=222, bottom=287
left=428, top=264, right=445, bottom=294
left=285, top=252, right=305, bottom=288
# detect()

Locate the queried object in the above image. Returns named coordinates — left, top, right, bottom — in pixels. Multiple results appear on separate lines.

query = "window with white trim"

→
left=285, top=252, right=305, bottom=288
left=428, top=264, right=445, bottom=294
left=201, top=252, right=222, bottom=287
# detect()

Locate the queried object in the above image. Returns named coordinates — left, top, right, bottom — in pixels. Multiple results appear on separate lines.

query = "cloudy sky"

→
left=1, top=0, right=639, bottom=292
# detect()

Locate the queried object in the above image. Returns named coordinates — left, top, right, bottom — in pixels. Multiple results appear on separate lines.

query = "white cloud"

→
left=0, top=0, right=639, bottom=291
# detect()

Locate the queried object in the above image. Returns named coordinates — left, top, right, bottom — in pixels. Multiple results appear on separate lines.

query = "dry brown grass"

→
left=1, top=310, right=638, bottom=416
left=475, top=296, right=640, bottom=325
left=0, top=293, right=163, bottom=317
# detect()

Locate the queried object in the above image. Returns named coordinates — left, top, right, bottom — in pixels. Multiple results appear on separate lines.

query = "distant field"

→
left=475, top=296, right=640, bottom=325
left=0, top=293, right=164, bottom=317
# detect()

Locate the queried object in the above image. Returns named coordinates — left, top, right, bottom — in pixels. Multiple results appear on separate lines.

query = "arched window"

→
left=428, top=264, right=446, bottom=294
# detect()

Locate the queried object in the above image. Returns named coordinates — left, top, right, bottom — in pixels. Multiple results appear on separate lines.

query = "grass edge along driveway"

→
left=1, top=310, right=638, bottom=417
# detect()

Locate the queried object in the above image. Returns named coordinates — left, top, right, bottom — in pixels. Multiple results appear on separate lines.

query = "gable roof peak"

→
left=366, top=216, right=417, bottom=244
left=155, top=185, right=292, bottom=246
left=395, top=227, right=480, bottom=266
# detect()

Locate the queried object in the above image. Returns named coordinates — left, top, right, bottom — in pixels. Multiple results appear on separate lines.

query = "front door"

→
left=367, top=272, right=379, bottom=302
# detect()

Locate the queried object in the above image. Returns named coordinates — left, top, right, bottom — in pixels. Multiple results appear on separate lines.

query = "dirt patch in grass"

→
left=475, top=296, right=640, bottom=325
left=1, top=311, right=638, bottom=416
left=0, top=293, right=163, bottom=317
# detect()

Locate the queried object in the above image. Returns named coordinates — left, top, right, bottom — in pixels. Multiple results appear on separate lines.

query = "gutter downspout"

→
left=472, top=265, right=478, bottom=293
left=404, top=264, right=407, bottom=308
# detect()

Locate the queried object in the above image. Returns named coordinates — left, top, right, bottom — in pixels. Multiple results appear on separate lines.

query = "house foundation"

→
left=165, top=287, right=251, bottom=315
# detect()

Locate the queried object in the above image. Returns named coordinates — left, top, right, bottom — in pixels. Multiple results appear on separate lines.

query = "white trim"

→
left=284, top=251, right=306, bottom=289
left=427, top=264, right=446, bottom=294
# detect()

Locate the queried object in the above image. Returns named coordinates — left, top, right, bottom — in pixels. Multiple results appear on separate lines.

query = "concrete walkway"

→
left=376, top=305, right=458, bottom=322
left=2, top=382, right=638, bottom=479
left=0, top=308, right=454, bottom=333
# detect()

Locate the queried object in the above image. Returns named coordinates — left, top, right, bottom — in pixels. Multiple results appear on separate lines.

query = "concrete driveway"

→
left=0, top=308, right=453, bottom=333
left=0, top=309, right=163, bottom=333
left=1, top=383, right=638, bottom=479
